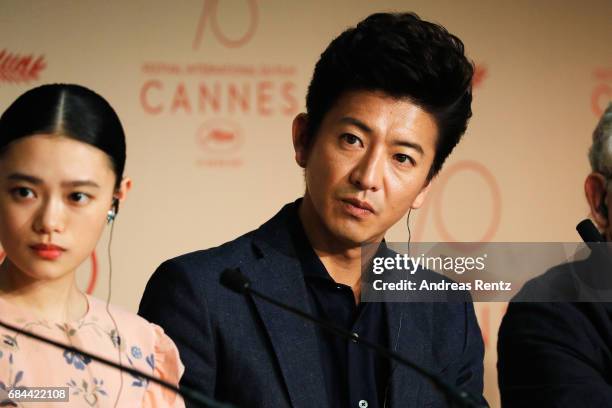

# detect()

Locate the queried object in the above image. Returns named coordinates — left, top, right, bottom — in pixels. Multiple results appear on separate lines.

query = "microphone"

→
left=220, top=268, right=486, bottom=408
left=0, top=319, right=235, bottom=408
left=576, top=218, right=612, bottom=282
left=576, top=219, right=605, bottom=246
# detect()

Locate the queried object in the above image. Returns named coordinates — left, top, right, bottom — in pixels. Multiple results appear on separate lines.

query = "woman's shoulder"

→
left=85, top=295, right=164, bottom=343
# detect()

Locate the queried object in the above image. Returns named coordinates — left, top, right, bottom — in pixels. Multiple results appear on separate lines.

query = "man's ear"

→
left=411, top=180, right=432, bottom=209
left=585, top=172, right=609, bottom=230
left=292, top=113, right=310, bottom=168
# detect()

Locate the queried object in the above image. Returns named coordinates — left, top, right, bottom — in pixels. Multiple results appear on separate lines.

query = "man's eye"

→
left=69, top=192, right=91, bottom=204
left=394, top=154, right=415, bottom=165
left=11, top=187, right=35, bottom=199
left=341, top=134, right=363, bottom=147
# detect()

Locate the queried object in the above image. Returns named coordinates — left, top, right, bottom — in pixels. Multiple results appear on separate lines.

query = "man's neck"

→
left=298, top=197, right=381, bottom=302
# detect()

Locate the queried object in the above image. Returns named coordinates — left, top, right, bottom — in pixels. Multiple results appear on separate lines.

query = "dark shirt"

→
left=288, top=206, right=390, bottom=408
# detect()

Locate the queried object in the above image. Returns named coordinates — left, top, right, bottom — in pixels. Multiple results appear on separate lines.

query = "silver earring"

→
left=107, top=210, right=116, bottom=224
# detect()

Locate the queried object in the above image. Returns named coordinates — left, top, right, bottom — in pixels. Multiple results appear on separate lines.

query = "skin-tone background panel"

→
left=1, top=1, right=611, bottom=406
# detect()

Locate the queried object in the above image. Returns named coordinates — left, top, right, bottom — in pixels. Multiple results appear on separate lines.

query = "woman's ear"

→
left=115, top=177, right=133, bottom=203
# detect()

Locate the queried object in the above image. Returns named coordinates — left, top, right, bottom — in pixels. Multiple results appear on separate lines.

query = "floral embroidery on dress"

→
left=127, top=352, right=155, bottom=388
left=0, top=296, right=181, bottom=407
left=67, top=378, right=107, bottom=407
left=109, top=329, right=124, bottom=351
left=146, top=354, right=155, bottom=371
left=0, top=336, right=17, bottom=352
left=0, top=349, right=24, bottom=393
left=130, top=372, right=148, bottom=388
left=0, top=354, right=24, bottom=407
left=131, top=346, right=142, bottom=359
left=55, top=323, right=77, bottom=337
left=63, top=350, right=92, bottom=370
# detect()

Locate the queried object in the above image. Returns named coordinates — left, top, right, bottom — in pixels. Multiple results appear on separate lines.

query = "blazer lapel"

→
left=239, top=240, right=328, bottom=408
left=384, top=301, right=432, bottom=408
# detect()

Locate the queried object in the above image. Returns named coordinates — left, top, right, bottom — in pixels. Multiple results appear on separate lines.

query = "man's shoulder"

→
left=164, top=229, right=257, bottom=272
left=155, top=201, right=296, bottom=282
left=512, top=258, right=592, bottom=302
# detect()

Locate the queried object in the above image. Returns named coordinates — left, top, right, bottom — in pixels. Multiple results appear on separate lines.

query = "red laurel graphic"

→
left=193, top=0, right=258, bottom=49
left=0, top=50, right=46, bottom=83
left=0, top=250, right=98, bottom=294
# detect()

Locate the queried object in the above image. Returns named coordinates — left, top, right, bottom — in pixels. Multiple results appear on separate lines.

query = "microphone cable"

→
left=104, top=209, right=124, bottom=408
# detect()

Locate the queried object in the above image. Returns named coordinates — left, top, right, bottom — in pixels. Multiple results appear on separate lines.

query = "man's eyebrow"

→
left=7, top=173, right=42, bottom=184
left=392, top=139, right=424, bottom=156
left=339, top=117, right=373, bottom=133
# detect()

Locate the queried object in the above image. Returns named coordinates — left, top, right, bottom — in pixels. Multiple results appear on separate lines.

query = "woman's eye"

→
left=69, top=192, right=91, bottom=204
left=341, top=134, right=363, bottom=147
left=11, top=187, right=35, bottom=200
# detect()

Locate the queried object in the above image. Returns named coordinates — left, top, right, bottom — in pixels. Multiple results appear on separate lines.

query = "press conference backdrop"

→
left=1, top=1, right=611, bottom=405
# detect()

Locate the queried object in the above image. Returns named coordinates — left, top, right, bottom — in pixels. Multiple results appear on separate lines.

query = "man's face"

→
left=294, top=90, right=438, bottom=246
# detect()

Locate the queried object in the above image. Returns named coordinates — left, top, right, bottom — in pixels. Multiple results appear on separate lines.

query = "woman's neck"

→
left=0, top=260, right=88, bottom=322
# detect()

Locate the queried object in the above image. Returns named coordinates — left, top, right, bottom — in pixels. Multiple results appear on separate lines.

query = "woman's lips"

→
left=30, top=244, right=65, bottom=260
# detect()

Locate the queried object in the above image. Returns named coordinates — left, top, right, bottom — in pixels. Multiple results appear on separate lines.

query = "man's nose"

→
left=349, top=148, right=384, bottom=192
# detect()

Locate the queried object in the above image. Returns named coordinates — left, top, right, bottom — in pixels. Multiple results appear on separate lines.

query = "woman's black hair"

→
left=0, top=83, right=126, bottom=188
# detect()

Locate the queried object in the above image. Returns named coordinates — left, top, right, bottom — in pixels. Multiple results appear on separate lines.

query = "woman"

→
left=0, top=84, right=184, bottom=407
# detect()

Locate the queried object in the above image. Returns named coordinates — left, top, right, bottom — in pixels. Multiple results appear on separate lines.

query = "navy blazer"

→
left=498, top=259, right=612, bottom=407
left=139, top=202, right=486, bottom=408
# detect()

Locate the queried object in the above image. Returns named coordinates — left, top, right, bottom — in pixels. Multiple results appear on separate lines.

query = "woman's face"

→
left=0, top=134, right=127, bottom=283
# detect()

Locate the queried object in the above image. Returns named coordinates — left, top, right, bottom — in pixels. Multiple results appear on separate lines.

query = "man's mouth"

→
left=341, top=198, right=376, bottom=218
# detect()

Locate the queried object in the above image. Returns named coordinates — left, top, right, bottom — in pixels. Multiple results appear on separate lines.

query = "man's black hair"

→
left=305, top=12, right=474, bottom=179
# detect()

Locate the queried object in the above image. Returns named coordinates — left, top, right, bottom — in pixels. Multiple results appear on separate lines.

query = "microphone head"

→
left=576, top=219, right=605, bottom=243
left=220, top=268, right=251, bottom=294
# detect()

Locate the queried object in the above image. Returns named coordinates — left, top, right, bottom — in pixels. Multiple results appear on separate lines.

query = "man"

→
left=140, top=12, right=485, bottom=408
left=498, top=103, right=612, bottom=406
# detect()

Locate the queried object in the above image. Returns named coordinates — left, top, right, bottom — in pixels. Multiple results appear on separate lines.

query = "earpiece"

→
left=107, top=198, right=119, bottom=224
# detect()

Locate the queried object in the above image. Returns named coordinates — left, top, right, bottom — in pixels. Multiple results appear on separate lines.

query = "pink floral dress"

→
left=0, top=295, right=185, bottom=407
